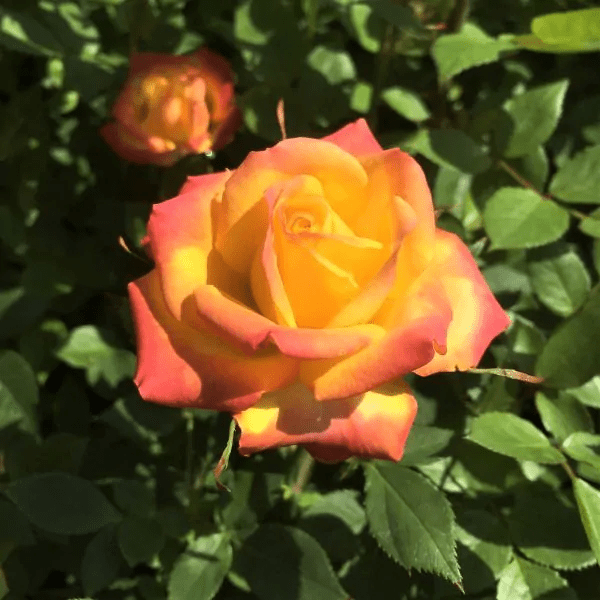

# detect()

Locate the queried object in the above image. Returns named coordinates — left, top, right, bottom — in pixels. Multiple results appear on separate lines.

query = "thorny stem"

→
left=497, top=159, right=590, bottom=222
left=291, top=449, right=316, bottom=495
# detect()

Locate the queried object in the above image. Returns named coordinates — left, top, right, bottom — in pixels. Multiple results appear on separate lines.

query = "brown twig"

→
left=497, top=159, right=589, bottom=221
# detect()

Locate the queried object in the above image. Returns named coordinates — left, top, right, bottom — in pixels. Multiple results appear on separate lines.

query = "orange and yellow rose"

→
left=128, top=119, right=510, bottom=462
left=101, top=48, right=241, bottom=166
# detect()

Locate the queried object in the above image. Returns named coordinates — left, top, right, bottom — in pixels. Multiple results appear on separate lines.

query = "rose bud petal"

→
left=101, top=48, right=241, bottom=166
left=129, top=118, right=510, bottom=462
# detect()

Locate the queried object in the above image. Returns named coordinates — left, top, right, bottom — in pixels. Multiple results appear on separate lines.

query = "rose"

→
left=101, top=48, right=241, bottom=166
left=128, top=119, right=510, bottom=462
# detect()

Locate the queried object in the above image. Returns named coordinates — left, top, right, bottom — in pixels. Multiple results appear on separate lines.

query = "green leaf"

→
left=112, top=479, right=155, bottom=519
left=513, top=8, right=600, bottom=53
left=401, top=425, right=454, bottom=466
left=381, top=87, right=430, bottom=122
left=300, top=490, right=365, bottom=563
left=497, top=557, right=576, bottom=600
left=549, top=145, right=600, bottom=204
left=364, top=463, right=460, bottom=583
left=507, top=488, right=595, bottom=570
left=563, top=433, right=600, bottom=471
left=573, top=478, right=600, bottom=566
left=483, top=264, right=531, bottom=295
left=503, top=80, right=569, bottom=158
left=518, top=145, right=550, bottom=191
left=535, top=392, right=593, bottom=443
left=233, top=525, right=347, bottom=600
left=361, top=0, right=423, bottom=31
left=536, top=285, right=600, bottom=388
left=348, top=3, right=381, bottom=53
left=511, top=318, right=545, bottom=356
left=529, top=249, right=591, bottom=317
left=56, top=325, right=135, bottom=387
left=579, top=208, right=600, bottom=237
left=233, top=0, right=271, bottom=45
left=0, top=8, right=62, bottom=56
left=221, top=470, right=258, bottom=532
left=432, top=23, right=514, bottom=80
left=0, top=497, right=35, bottom=554
left=302, top=490, right=365, bottom=535
left=404, top=128, right=492, bottom=174
left=14, top=433, right=88, bottom=477
left=433, top=167, right=472, bottom=211
left=307, top=45, right=356, bottom=85
left=5, top=473, right=121, bottom=535
left=0, top=567, right=7, bottom=599
left=342, top=536, right=413, bottom=600
left=483, top=188, right=569, bottom=250
left=169, top=532, right=232, bottom=600
left=533, top=8, right=600, bottom=46
left=455, top=509, right=512, bottom=594
left=81, top=525, right=121, bottom=596
left=0, top=351, right=38, bottom=434
left=467, top=412, right=564, bottom=464
left=565, top=377, right=600, bottom=409
left=350, top=81, right=372, bottom=114
left=117, top=516, right=165, bottom=567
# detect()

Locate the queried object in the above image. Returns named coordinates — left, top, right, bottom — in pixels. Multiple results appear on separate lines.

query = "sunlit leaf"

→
left=467, top=412, right=564, bottom=464
left=484, top=188, right=569, bottom=250
left=364, top=463, right=461, bottom=583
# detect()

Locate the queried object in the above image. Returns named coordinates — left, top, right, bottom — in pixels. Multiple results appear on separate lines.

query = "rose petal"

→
left=129, top=272, right=298, bottom=412
left=323, top=118, right=383, bottom=156
left=107, top=49, right=239, bottom=163
left=253, top=177, right=389, bottom=328
left=194, top=284, right=385, bottom=359
left=100, top=122, right=179, bottom=166
left=248, top=182, right=298, bottom=327
left=234, top=381, right=417, bottom=462
left=147, top=171, right=231, bottom=319
left=215, top=138, right=369, bottom=274
left=325, top=196, right=418, bottom=328
left=212, top=105, right=243, bottom=151
left=188, top=48, right=238, bottom=125
left=129, top=273, right=202, bottom=407
left=359, top=149, right=436, bottom=284
left=180, top=76, right=211, bottom=150
left=414, top=230, right=511, bottom=375
left=301, top=298, right=452, bottom=401
left=325, top=245, right=400, bottom=328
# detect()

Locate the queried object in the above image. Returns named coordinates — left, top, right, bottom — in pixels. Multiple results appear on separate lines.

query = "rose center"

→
left=134, top=73, right=198, bottom=145
left=288, top=212, right=315, bottom=233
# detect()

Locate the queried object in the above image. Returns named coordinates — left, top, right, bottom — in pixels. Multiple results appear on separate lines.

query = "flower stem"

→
left=184, top=410, right=195, bottom=504
left=305, top=0, right=320, bottom=41
left=368, top=23, right=396, bottom=134
left=561, top=460, right=577, bottom=481
left=291, top=450, right=315, bottom=495
left=447, top=0, right=470, bottom=33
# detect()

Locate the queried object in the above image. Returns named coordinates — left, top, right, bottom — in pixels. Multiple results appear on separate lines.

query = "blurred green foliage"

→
left=2, top=0, right=600, bottom=599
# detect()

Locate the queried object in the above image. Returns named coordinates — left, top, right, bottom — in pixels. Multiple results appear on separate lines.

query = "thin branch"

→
left=497, top=159, right=588, bottom=221
left=291, top=450, right=315, bottom=495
